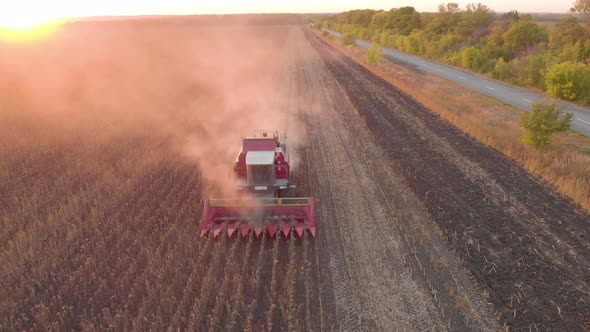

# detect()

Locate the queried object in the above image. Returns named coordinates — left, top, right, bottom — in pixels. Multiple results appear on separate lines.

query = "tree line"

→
left=317, top=1, right=590, bottom=104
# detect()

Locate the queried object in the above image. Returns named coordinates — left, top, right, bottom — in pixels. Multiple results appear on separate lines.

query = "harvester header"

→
left=200, top=130, right=316, bottom=239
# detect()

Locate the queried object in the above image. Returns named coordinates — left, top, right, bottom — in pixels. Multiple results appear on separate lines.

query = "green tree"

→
left=458, top=3, right=495, bottom=38
left=571, top=0, right=590, bottom=16
left=386, top=7, right=422, bottom=35
left=371, top=10, right=388, bottom=30
left=487, top=22, right=512, bottom=48
left=549, top=16, right=587, bottom=48
left=426, top=3, right=462, bottom=34
left=337, top=9, right=376, bottom=26
left=520, top=101, right=573, bottom=148
left=367, top=42, right=383, bottom=63
left=503, top=20, right=548, bottom=52
left=486, top=11, right=520, bottom=49
left=545, top=61, right=590, bottom=102
left=501, top=10, right=520, bottom=21
left=438, top=2, right=461, bottom=14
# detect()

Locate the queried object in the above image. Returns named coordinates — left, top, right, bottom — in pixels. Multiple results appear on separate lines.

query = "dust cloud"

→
left=0, top=18, right=306, bottom=196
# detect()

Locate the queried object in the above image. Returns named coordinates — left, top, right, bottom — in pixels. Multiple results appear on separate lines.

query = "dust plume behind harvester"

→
left=201, top=130, right=315, bottom=239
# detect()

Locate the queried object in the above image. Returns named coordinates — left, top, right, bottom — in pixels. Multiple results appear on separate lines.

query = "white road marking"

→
left=486, top=86, right=496, bottom=91
left=437, top=68, right=445, bottom=72
left=576, top=118, right=590, bottom=125
left=523, top=99, right=531, bottom=102
left=458, top=76, right=466, bottom=80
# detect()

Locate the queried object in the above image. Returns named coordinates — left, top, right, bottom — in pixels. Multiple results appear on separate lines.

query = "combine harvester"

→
left=201, top=130, right=315, bottom=239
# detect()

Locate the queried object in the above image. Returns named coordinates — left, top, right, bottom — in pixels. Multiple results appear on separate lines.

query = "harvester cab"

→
left=234, top=130, right=290, bottom=194
left=201, top=130, right=315, bottom=239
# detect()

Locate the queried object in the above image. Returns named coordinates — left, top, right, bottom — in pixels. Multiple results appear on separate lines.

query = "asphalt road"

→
left=325, top=29, right=590, bottom=137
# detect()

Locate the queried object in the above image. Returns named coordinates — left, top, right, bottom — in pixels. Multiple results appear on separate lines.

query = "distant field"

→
left=530, top=13, right=575, bottom=22
left=534, top=21, right=558, bottom=30
left=530, top=13, right=589, bottom=30
left=534, top=20, right=588, bottom=31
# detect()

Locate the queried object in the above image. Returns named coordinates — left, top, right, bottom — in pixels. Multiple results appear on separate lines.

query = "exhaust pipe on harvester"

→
left=200, top=197, right=316, bottom=239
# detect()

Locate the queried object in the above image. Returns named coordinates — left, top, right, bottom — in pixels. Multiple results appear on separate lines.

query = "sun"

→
left=0, top=10, right=59, bottom=28
left=0, top=12, right=64, bottom=40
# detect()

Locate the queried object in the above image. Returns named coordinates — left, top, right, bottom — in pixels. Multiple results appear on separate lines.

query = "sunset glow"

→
left=0, top=0, right=576, bottom=23
left=0, top=0, right=574, bottom=42
left=0, top=4, right=64, bottom=40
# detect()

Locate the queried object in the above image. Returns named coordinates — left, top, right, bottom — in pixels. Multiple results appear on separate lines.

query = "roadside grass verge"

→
left=311, top=29, right=590, bottom=211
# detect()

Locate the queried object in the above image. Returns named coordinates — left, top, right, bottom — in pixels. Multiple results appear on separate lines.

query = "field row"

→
left=0, top=139, right=321, bottom=330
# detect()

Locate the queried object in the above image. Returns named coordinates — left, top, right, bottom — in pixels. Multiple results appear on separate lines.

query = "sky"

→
left=1, top=0, right=576, bottom=23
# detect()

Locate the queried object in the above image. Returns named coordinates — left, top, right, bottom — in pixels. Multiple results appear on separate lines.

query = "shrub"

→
left=520, top=101, right=573, bottom=148
left=480, top=41, right=512, bottom=63
left=492, top=57, right=514, bottom=80
left=357, top=27, right=372, bottom=40
left=370, top=30, right=381, bottom=43
left=341, top=33, right=356, bottom=46
left=446, top=50, right=463, bottom=66
left=402, top=36, right=420, bottom=54
left=380, top=31, right=391, bottom=46
left=461, top=46, right=482, bottom=71
left=435, top=33, right=462, bottom=57
left=521, top=53, right=552, bottom=88
left=367, top=42, right=383, bottom=64
left=559, top=41, right=589, bottom=63
left=383, top=33, right=399, bottom=48
left=545, top=61, right=590, bottom=102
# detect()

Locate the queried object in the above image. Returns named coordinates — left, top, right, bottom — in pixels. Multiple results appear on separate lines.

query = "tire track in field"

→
left=300, top=40, right=440, bottom=330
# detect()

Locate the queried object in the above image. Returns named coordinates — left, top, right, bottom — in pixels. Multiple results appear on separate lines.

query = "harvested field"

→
left=1, top=18, right=588, bottom=331
left=306, top=29, right=590, bottom=330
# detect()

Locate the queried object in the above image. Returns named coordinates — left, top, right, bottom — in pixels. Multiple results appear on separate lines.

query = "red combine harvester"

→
left=201, top=130, right=315, bottom=239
